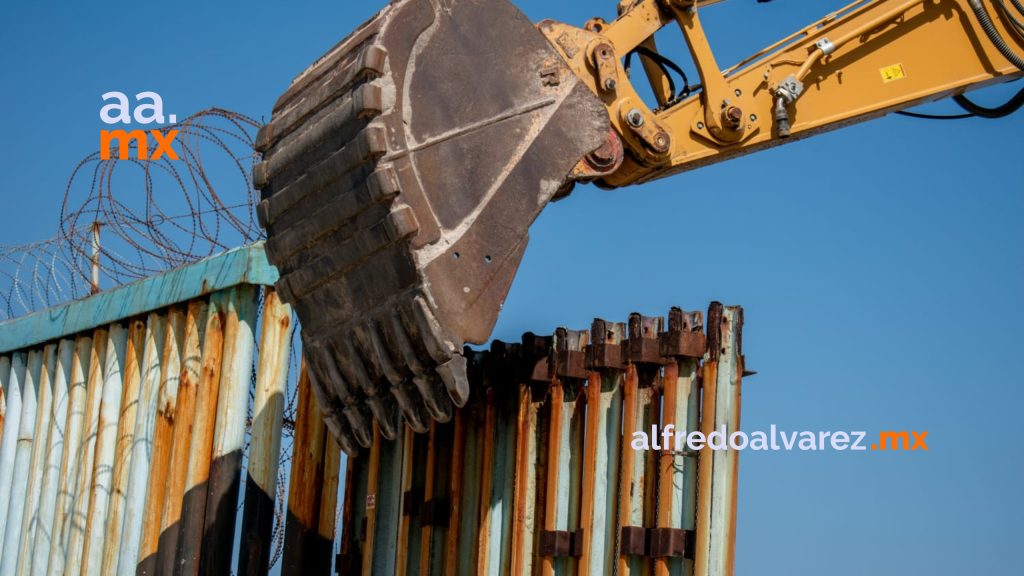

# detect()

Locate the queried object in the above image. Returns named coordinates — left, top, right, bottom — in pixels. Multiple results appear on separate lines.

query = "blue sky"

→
left=2, top=1, right=1022, bottom=574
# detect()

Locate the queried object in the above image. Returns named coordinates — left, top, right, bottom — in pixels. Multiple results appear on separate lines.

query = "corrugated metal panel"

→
left=99, top=317, right=149, bottom=574
left=81, top=322, right=130, bottom=574
left=26, top=339, right=74, bottom=576
left=175, top=289, right=228, bottom=576
left=0, top=348, right=45, bottom=573
left=202, top=285, right=258, bottom=575
left=46, top=335, right=91, bottom=576
left=0, top=352, right=27, bottom=559
left=134, top=306, right=184, bottom=576
left=116, top=312, right=173, bottom=574
left=14, top=344, right=59, bottom=574
left=153, top=300, right=206, bottom=576
left=62, top=329, right=107, bottom=574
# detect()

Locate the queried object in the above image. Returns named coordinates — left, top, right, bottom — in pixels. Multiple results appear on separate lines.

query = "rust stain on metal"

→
left=283, top=360, right=331, bottom=575
left=656, top=360, right=680, bottom=576
left=155, top=300, right=207, bottom=576
left=475, top=388, right=497, bottom=575
left=202, top=285, right=258, bottom=575
left=82, top=325, right=130, bottom=575
left=62, top=329, right=106, bottom=574
left=443, top=411, right=467, bottom=576
left=694, top=359, right=718, bottom=576
left=510, top=377, right=539, bottom=575
left=319, top=434, right=342, bottom=540
left=175, top=291, right=227, bottom=576
left=616, top=363, right=639, bottom=576
left=136, top=306, right=184, bottom=573
left=99, top=317, right=147, bottom=573
left=396, top=426, right=415, bottom=576
left=540, top=377, right=563, bottom=576
left=47, top=336, right=91, bottom=575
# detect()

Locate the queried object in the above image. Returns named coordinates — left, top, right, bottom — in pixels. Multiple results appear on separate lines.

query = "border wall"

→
left=0, top=242, right=745, bottom=576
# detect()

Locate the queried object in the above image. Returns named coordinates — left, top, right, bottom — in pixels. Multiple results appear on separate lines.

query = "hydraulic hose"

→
left=1012, top=0, right=1024, bottom=18
left=968, top=0, right=1024, bottom=70
left=995, top=0, right=1024, bottom=35
left=953, top=85, right=1024, bottom=116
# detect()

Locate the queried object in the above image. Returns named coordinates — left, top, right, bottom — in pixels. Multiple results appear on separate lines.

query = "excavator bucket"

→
left=255, top=0, right=609, bottom=453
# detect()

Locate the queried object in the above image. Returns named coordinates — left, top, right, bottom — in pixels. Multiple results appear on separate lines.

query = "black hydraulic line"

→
left=624, top=45, right=693, bottom=104
left=953, top=85, right=1024, bottom=116
left=994, top=0, right=1024, bottom=38
left=895, top=110, right=976, bottom=119
left=895, top=85, right=1024, bottom=119
left=897, top=0, right=1024, bottom=122
left=625, top=47, right=677, bottom=103
left=968, top=0, right=1024, bottom=70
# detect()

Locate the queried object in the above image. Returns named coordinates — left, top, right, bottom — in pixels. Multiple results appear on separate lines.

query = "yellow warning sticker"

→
left=880, top=63, right=907, bottom=83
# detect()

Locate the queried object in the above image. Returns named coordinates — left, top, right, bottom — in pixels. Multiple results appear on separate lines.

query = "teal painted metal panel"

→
left=0, top=242, right=278, bottom=354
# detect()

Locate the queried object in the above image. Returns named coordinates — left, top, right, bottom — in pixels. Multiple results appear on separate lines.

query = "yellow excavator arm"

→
left=254, top=0, right=1024, bottom=453
left=548, top=0, right=1024, bottom=188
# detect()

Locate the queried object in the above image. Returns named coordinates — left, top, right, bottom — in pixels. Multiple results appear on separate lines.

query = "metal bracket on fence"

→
left=539, top=529, right=585, bottom=557
left=336, top=552, right=363, bottom=575
left=420, top=497, right=451, bottom=527
left=585, top=319, right=625, bottom=370
left=522, top=333, right=554, bottom=383
left=620, top=525, right=648, bottom=555
left=659, top=307, right=707, bottom=359
left=649, top=527, right=695, bottom=559
left=555, top=328, right=589, bottom=380
left=620, top=526, right=695, bottom=559
left=625, top=314, right=670, bottom=365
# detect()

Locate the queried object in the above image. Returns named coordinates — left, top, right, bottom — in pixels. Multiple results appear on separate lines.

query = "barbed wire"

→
left=0, top=233, right=83, bottom=321
left=60, top=107, right=264, bottom=284
left=0, top=108, right=264, bottom=322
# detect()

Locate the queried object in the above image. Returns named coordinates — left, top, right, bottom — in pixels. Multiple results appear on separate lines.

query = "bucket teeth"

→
left=436, top=355, right=470, bottom=408
left=343, top=404, right=374, bottom=448
left=306, top=364, right=362, bottom=454
left=412, top=373, right=454, bottom=423
left=332, top=416, right=363, bottom=457
left=365, top=394, right=400, bottom=441
left=257, top=0, right=610, bottom=448
left=392, top=381, right=431, bottom=433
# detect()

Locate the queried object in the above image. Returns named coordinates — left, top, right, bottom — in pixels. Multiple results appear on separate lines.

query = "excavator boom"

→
left=256, top=0, right=1024, bottom=453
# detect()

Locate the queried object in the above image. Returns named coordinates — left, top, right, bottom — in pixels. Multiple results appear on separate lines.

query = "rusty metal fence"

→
left=0, top=243, right=347, bottom=575
left=0, top=241, right=745, bottom=576
left=339, top=304, right=745, bottom=576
